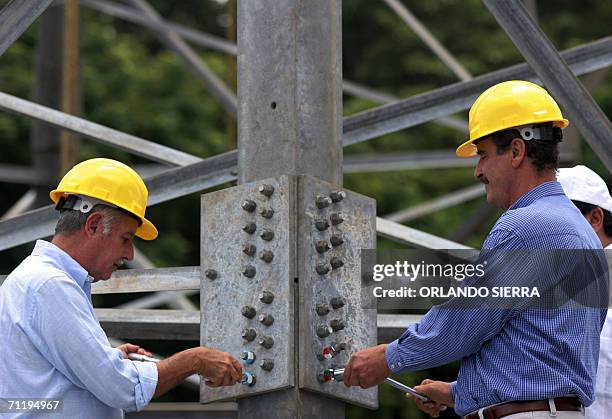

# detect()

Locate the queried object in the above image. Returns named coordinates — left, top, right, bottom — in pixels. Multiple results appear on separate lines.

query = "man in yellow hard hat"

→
left=0, top=158, right=242, bottom=418
left=342, top=81, right=607, bottom=419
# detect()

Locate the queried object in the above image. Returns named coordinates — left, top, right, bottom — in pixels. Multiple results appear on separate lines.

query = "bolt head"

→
left=261, top=229, right=274, bottom=241
left=260, top=208, right=274, bottom=219
left=243, top=265, right=256, bottom=278
left=330, top=190, right=347, bottom=203
left=259, top=250, right=274, bottom=263
left=241, top=371, right=256, bottom=386
left=315, top=195, right=332, bottom=209
left=258, top=336, right=274, bottom=349
left=259, top=291, right=274, bottom=304
left=241, top=306, right=256, bottom=319
left=315, top=240, right=331, bottom=254
left=243, top=222, right=257, bottom=234
left=314, top=218, right=330, bottom=231
left=316, top=304, right=330, bottom=316
left=315, top=264, right=330, bottom=275
left=316, top=324, right=332, bottom=338
left=258, top=184, right=275, bottom=197
left=330, top=257, right=344, bottom=270
left=204, top=269, right=218, bottom=280
left=243, top=244, right=256, bottom=256
left=260, top=359, right=274, bottom=371
left=241, top=200, right=257, bottom=212
left=330, top=297, right=345, bottom=310
left=258, top=313, right=274, bottom=326
left=330, top=235, right=344, bottom=247
left=330, top=319, right=346, bottom=332
left=330, top=212, right=344, bottom=225
left=241, top=328, right=256, bottom=342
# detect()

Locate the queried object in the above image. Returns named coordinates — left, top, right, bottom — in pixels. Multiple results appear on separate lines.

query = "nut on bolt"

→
left=315, top=195, right=332, bottom=209
left=314, top=218, right=330, bottom=231
left=241, top=305, right=256, bottom=319
left=241, top=371, right=256, bottom=386
left=258, top=184, right=274, bottom=197
left=243, top=244, right=256, bottom=256
left=330, top=235, right=344, bottom=247
left=330, top=190, right=347, bottom=203
left=330, top=257, right=344, bottom=270
left=330, top=297, right=345, bottom=310
left=241, top=200, right=257, bottom=212
left=259, top=291, right=274, bottom=304
left=315, top=240, right=331, bottom=254
left=243, top=222, right=257, bottom=234
left=316, top=303, right=330, bottom=316
left=258, top=313, right=274, bottom=326
left=260, top=229, right=274, bottom=241
left=241, top=351, right=256, bottom=365
left=260, top=359, right=274, bottom=371
left=316, top=324, right=333, bottom=338
left=260, top=208, right=274, bottom=219
left=243, top=265, right=256, bottom=278
left=259, top=250, right=274, bottom=263
left=241, top=328, right=256, bottom=342
left=258, top=336, right=274, bottom=349
left=315, top=264, right=330, bottom=275
left=329, top=212, right=344, bottom=226
left=204, top=269, right=218, bottom=280
left=330, top=319, right=346, bottom=332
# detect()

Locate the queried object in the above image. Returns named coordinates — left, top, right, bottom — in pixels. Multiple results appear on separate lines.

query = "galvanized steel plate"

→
left=200, top=176, right=294, bottom=403
left=297, top=175, right=378, bottom=408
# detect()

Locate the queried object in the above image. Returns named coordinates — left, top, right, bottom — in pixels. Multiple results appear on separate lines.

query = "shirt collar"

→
left=509, top=181, right=565, bottom=210
left=31, top=240, right=94, bottom=291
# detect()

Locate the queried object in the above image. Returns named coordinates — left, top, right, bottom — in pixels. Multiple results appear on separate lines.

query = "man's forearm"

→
left=153, top=348, right=199, bottom=398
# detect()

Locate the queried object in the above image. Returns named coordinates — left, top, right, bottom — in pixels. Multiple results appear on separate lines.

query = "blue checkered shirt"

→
left=386, top=181, right=607, bottom=416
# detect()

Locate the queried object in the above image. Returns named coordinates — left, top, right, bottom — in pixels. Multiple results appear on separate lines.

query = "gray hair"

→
left=55, top=205, right=124, bottom=236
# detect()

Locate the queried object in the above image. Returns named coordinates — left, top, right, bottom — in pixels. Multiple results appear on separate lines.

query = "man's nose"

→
left=126, top=243, right=134, bottom=261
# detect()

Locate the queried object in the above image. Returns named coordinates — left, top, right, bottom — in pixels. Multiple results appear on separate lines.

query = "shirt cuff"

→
left=131, top=361, right=158, bottom=411
left=385, top=339, right=405, bottom=373
left=450, top=380, right=458, bottom=406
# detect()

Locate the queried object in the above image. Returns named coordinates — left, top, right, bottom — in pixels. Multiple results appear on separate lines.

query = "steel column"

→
left=0, top=0, right=54, bottom=57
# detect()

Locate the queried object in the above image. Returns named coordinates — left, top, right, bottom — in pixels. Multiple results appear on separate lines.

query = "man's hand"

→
left=116, top=343, right=152, bottom=359
left=343, top=344, right=389, bottom=388
left=196, top=347, right=243, bottom=387
left=407, top=379, right=454, bottom=418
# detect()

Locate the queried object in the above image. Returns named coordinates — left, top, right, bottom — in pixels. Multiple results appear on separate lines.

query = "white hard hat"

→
left=557, top=165, right=612, bottom=213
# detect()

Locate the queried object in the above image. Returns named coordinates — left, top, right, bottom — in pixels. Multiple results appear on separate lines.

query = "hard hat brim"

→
left=455, top=118, right=569, bottom=158
left=137, top=217, right=158, bottom=240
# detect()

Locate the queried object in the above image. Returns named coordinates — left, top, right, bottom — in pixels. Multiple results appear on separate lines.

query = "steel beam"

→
left=483, top=0, right=612, bottom=173
left=383, top=0, right=472, bottom=81
left=126, top=0, right=237, bottom=118
left=377, top=217, right=473, bottom=250
left=0, top=164, right=45, bottom=185
left=92, top=267, right=199, bottom=294
left=0, top=0, right=54, bottom=57
left=343, top=150, right=474, bottom=173
left=80, top=0, right=238, bottom=55
left=0, top=91, right=202, bottom=166
left=342, top=36, right=612, bottom=146
left=385, top=184, right=485, bottom=223
left=1, top=189, right=36, bottom=221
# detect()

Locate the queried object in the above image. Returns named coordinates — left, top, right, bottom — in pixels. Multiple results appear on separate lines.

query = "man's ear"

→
left=510, top=138, right=526, bottom=168
left=84, top=212, right=104, bottom=237
left=586, top=207, right=605, bottom=233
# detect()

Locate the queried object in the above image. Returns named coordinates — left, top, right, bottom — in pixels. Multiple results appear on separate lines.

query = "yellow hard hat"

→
left=456, top=80, right=569, bottom=157
left=50, top=158, right=158, bottom=240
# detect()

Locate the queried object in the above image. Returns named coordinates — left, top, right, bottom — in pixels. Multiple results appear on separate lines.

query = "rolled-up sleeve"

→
left=25, top=275, right=158, bottom=412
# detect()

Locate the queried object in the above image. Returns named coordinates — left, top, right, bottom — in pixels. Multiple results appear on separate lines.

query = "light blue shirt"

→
left=386, top=181, right=608, bottom=416
left=0, top=240, right=158, bottom=418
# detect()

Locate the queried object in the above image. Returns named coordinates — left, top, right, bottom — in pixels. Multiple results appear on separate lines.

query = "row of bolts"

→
left=205, top=185, right=350, bottom=386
